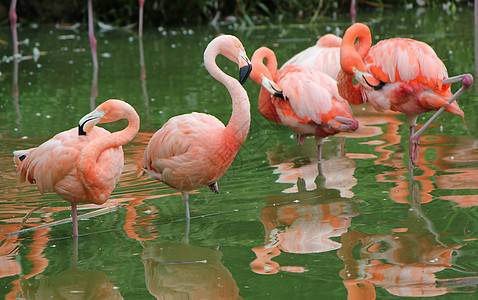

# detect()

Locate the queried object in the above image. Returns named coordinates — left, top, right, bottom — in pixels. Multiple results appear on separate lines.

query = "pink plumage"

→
left=142, top=35, right=252, bottom=220
left=14, top=99, right=140, bottom=235
left=338, top=23, right=473, bottom=166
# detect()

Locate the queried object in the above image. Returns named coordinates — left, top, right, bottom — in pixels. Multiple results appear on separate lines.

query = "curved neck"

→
left=204, top=45, right=251, bottom=147
left=337, top=69, right=364, bottom=105
left=250, top=47, right=278, bottom=85
left=78, top=109, right=140, bottom=203
left=340, top=23, right=371, bottom=75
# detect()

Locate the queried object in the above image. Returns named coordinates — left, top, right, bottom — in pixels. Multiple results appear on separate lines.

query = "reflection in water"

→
left=142, top=241, right=242, bottom=299
left=19, top=237, right=123, bottom=299
left=251, top=199, right=359, bottom=275
left=337, top=183, right=467, bottom=298
left=345, top=104, right=478, bottom=207
left=252, top=136, right=360, bottom=275
left=266, top=137, right=357, bottom=197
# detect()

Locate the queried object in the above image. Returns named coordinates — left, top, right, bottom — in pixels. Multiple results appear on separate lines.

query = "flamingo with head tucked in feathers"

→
left=337, top=23, right=473, bottom=166
left=13, top=100, right=140, bottom=236
left=249, top=36, right=358, bottom=161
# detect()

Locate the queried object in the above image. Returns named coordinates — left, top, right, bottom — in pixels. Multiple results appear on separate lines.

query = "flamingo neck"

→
left=337, top=69, right=364, bottom=105
left=250, top=47, right=278, bottom=85
left=78, top=108, right=140, bottom=203
left=250, top=47, right=281, bottom=123
left=204, top=46, right=251, bottom=149
left=340, top=23, right=371, bottom=75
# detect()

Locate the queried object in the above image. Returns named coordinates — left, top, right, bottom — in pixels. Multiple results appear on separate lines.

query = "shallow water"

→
left=1, top=6, right=478, bottom=299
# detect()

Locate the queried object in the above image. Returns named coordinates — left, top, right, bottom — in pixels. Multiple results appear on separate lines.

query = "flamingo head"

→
left=340, top=23, right=381, bottom=90
left=217, top=35, right=252, bottom=85
left=260, top=74, right=283, bottom=98
left=250, top=47, right=277, bottom=86
left=78, top=99, right=135, bottom=135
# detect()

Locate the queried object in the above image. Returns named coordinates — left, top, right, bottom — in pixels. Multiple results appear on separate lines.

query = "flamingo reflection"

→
left=142, top=232, right=241, bottom=299
left=19, top=237, right=123, bottom=299
left=266, top=137, right=357, bottom=197
left=251, top=199, right=359, bottom=275
left=337, top=183, right=469, bottom=298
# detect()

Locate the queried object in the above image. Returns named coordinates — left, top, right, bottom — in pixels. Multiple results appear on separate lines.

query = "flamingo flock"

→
left=11, top=22, right=473, bottom=237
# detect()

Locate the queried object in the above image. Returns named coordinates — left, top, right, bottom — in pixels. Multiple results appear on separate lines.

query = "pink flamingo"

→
left=142, top=35, right=252, bottom=220
left=338, top=23, right=473, bottom=166
left=13, top=99, right=140, bottom=236
left=249, top=45, right=358, bottom=161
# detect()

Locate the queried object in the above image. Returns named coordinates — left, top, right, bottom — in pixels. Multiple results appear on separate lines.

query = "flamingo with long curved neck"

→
left=250, top=45, right=358, bottom=161
left=338, top=23, right=473, bottom=166
left=142, top=35, right=252, bottom=221
left=14, top=99, right=140, bottom=236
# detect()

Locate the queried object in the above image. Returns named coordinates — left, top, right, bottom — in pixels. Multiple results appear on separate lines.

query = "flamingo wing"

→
left=277, top=66, right=353, bottom=127
left=365, top=38, right=462, bottom=115
left=281, top=37, right=341, bottom=80
left=14, top=127, right=111, bottom=194
left=143, top=113, right=225, bottom=185
left=366, top=38, right=448, bottom=88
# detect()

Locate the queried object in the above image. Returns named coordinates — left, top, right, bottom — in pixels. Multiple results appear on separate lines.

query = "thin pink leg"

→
left=316, top=137, right=324, bottom=162
left=9, top=0, right=18, bottom=57
left=139, top=0, right=145, bottom=37
left=72, top=204, right=78, bottom=236
left=88, top=0, right=98, bottom=69
left=350, top=0, right=356, bottom=24
left=410, top=74, right=473, bottom=165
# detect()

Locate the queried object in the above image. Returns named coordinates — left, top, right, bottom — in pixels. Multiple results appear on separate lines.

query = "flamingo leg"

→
left=183, top=215, right=190, bottom=244
left=297, top=134, right=306, bottom=146
left=9, top=0, right=18, bottom=57
left=88, top=0, right=98, bottom=69
left=138, top=0, right=145, bottom=37
left=410, top=74, right=473, bottom=165
left=71, top=204, right=78, bottom=236
left=181, top=192, right=190, bottom=220
left=350, top=0, right=356, bottom=24
left=316, top=137, right=324, bottom=162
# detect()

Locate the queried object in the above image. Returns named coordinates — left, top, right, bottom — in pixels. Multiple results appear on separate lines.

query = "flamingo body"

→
left=15, top=128, right=122, bottom=205
left=274, top=65, right=355, bottom=137
left=352, top=37, right=462, bottom=117
left=143, top=112, right=241, bottom=192
left=14, top=99, right=140, bottom=235
left=142, top=35, right=252, bottom=219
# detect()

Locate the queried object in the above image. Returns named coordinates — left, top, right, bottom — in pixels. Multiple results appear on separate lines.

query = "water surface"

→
left=1, top=7, right=478, bottom=299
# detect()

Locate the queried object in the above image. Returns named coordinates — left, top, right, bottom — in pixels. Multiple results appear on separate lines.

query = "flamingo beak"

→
left=238, top=53, right=252, bottom=85
left=78, top=109, right=107, bottom=135
left=353, top=67, right=381, bottom=90
left=261, top=74, right=284, bottom=98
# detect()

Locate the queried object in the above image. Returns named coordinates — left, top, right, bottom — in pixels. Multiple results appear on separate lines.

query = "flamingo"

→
left=281, top=34, right=342, bottom=80
left=142, top=35, right=252, bottom=220
left=249, top=45, right=358, bottom=161
left=338, top=23, right=473, bottom=166
left=13, top=99, right=140, bottom=236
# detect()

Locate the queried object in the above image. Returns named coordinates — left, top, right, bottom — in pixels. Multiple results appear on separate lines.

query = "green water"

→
left=1, top=6, right=478, bottom=299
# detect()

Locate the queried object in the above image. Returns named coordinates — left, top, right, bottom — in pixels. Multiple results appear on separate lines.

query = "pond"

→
left=1, top=5, right=478, bottom=299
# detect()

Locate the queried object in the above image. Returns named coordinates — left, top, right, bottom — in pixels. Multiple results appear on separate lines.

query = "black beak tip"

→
left=239, top=64, right=252, bottom=85
left=78, top=125, right=87, bottom=136
left=274, top=90, right=284, bottom=99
